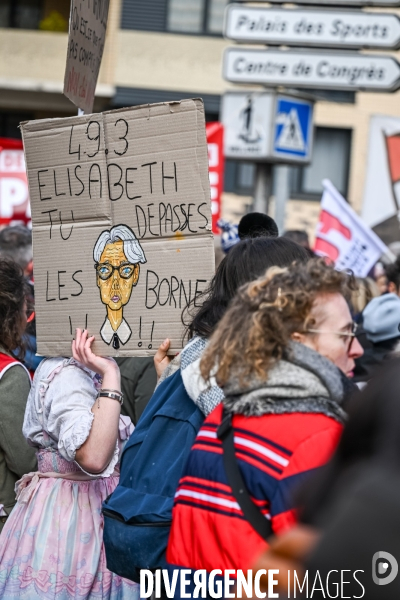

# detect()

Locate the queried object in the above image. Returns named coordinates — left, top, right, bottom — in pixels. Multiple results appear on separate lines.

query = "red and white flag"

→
left=385, top=132, right=400, bottom=212
left=314, top=180, right=388, bottom=277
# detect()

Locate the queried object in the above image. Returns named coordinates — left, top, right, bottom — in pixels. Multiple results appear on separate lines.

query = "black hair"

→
left=0, top=258, right=28, bottom=358
left=282, top=229, right=310, bottom=248
left=300, top=358, right=400, bottom=525
left=0, top=226, right=32, bottom=271
left=185, top=236, right=310, bottom=339
left=238, top=213, right=279, bottom=239
left=385, top=257, right=400, bottom=291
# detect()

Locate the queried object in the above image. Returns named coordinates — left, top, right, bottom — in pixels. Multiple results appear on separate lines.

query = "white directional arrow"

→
left=223, top=48, right=400, bottom=92
left=224, top=5, right=400, bottom=49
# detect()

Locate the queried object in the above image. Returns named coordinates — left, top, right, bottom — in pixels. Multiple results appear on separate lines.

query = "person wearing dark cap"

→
left=354, top=293, right=400, bottom=382
left=217, top=213, right=279, bottom=255
left=238, top=212, right=279, bottom=239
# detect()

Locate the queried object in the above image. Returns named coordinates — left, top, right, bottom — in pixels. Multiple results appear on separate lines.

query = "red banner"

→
left=0, top=137, right=30, bottom=226
left=206, top=123, right=224, bottom=234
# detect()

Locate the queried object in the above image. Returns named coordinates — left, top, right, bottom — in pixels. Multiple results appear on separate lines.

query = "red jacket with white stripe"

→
left=167, top=402, right=343, bottom=572
left=0, top=353, right=24, bottom=379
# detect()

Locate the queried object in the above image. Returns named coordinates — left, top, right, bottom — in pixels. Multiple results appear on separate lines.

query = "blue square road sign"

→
left=272, top=96, right=313, bottom=162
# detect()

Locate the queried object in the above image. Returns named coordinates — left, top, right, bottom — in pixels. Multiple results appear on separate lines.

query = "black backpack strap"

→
left=217, top=407, right=273, bottom=540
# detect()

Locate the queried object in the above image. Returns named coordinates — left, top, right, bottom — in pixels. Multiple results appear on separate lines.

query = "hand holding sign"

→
left=72, top=328, right=120, bottom=378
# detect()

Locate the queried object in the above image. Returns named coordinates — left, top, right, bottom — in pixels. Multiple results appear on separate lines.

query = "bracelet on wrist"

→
left=96, top=388, right=123, bottom=408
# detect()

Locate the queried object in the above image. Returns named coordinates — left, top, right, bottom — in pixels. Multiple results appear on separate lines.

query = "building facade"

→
left=1, top=0, right=400, bottom=239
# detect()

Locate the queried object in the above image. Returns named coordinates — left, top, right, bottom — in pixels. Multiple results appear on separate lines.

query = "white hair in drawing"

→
left=93, top=224, right=146, bottom=264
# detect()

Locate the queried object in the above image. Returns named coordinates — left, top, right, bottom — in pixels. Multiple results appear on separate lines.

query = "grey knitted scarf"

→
left=222, top=342, right=349, bottom=424
left=158, top=336, right=224, bottom=416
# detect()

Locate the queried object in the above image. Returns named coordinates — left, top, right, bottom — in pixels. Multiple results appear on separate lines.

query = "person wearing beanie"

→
left=217, top=213, right=279, bottom=255
left=217, top=213, right=279, bottom=254
left=354, top=293, right=400, bottom=382
left=238, top=212, right=279, bottom=239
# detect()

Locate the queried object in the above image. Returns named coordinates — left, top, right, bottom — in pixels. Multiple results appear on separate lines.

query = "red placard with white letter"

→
left=0, top=138, right=30, bottom=226
left=206, top=123, right=224, bottom=234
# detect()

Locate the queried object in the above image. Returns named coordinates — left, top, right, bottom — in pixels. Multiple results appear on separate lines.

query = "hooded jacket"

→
left=0, top=349, right=37, bottom=529
left=167, top=343, right=353, bottom=573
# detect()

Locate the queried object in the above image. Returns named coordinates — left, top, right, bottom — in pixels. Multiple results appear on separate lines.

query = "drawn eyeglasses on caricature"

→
left=95, top=263, right=138, bottom=281
left=93, top=225, right=146, bottom=350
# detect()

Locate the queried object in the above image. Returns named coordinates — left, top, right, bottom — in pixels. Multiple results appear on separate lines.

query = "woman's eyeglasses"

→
left=306, top=322, right=358, bottom=353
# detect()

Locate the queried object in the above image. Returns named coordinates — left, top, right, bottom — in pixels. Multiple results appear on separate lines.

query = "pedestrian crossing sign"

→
left=272, top=96, right=313, bottom=162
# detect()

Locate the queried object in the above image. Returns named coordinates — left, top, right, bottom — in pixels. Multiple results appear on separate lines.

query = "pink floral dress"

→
left=0, top=357, right=139, bottom=600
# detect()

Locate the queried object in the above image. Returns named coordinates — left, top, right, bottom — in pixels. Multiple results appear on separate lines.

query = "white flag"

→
left=314, top=180, right=389, bottom=277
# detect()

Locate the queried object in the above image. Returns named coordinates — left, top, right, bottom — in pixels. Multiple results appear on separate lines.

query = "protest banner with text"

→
left=64, top=0, right=110, bottom=114
left=21, top=99, right=214, bottom=356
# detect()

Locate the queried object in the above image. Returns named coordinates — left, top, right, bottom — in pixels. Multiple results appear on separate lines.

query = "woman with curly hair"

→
left=0, top=259, right=37, bottom=531
left=166, top=259, right=364, bottom=593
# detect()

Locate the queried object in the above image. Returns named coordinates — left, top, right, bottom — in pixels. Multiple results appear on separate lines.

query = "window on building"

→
left=224, top=127, right=352, bottom=199
left=167, top=0, right=203, bottom=33
left=166, top=0, right=229, bottom=35
left=290, top=127, right=352, bottom=199
left=121, top=0, right=229, bottom=35
left=0, top=0, right=43, bottom=29
left=224, top=160, right=256, bottom=196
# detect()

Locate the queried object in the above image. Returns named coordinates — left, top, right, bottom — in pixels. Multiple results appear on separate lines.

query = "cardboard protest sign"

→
left=21, top=99, right=215, bottom=357
left=63, top=0, right=110, bottom=114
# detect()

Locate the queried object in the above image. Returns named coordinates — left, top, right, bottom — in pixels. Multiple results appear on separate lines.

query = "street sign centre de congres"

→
left=223, top=48, right=400, bottom=91
left=224, top=5, right=400, bottom=49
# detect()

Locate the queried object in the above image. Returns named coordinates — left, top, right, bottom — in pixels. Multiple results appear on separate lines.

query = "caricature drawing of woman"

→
left=93, top=225, right=146, bottom=350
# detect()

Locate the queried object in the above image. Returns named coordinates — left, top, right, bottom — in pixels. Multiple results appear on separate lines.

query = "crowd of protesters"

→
left=1, top=219, right=400, bottom=599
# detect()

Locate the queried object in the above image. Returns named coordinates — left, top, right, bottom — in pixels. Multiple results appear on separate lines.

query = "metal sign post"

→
left=223, top=48, right=400, bottom=92
left=274, top=165, right=290, bottom=233
left=225, top=5, right=400, bottom=50
left=254, top=164, right=273, bottom=214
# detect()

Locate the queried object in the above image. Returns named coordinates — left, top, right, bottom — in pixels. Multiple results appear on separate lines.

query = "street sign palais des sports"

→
left=225, top=5, right=400, bottom=50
